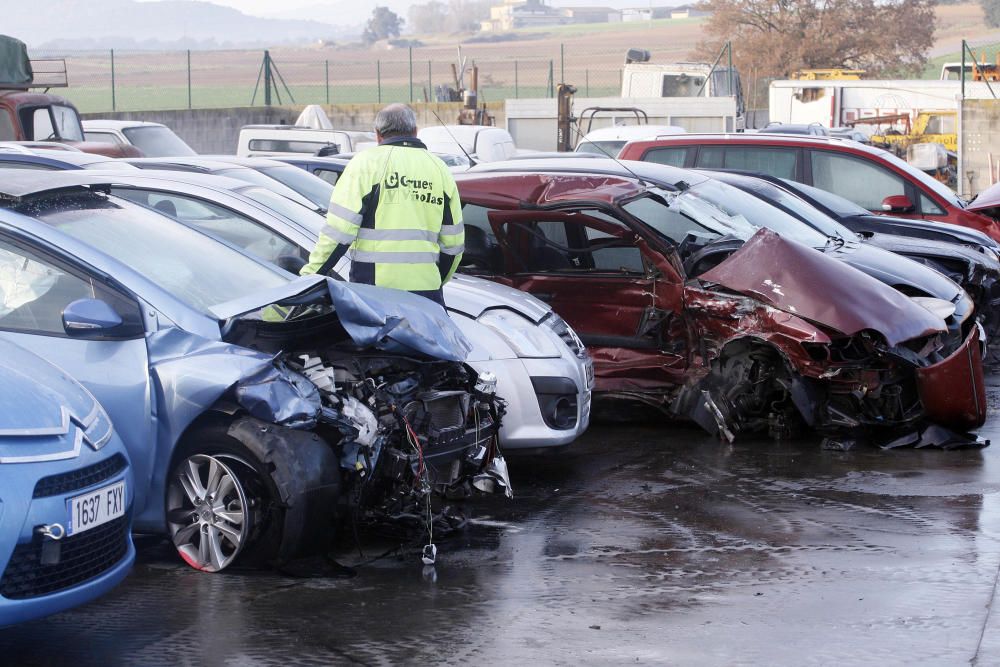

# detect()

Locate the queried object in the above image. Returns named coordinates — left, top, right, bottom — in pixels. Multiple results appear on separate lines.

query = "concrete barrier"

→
left=960, top=99, right=1000, bottom=198
left=82, top=102, right=506, bottom=155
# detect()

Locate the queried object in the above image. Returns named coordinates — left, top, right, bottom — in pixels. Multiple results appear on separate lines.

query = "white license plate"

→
left=67, top=480, right=126, bottom=536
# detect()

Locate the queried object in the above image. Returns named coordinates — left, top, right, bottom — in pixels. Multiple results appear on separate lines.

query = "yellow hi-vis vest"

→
left=300, top=138, right=464, bottom=292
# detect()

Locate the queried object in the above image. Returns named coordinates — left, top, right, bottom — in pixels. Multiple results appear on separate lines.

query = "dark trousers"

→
left=411, top=288, right=445, bottom=306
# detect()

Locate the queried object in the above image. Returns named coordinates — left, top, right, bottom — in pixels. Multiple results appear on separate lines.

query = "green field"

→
left=922, top=42, right=1000, bottom=79
left=62, top=82, right=621, bottom=113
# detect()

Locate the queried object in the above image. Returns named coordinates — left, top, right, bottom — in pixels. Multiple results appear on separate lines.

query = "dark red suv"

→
left=618, top=134, right=1000, bottom=242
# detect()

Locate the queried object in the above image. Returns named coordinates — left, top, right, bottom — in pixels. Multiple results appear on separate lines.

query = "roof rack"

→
left=27, top=58, right=69, bottom=90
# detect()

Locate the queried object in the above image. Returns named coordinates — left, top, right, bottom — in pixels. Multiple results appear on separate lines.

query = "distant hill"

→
left=7, top=0, right=348, bottom=50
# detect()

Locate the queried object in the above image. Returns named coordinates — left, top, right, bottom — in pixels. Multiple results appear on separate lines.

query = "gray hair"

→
left=374, top=103, right=417, bottom=137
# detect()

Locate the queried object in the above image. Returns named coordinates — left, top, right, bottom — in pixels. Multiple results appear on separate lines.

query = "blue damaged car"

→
left=0, top=338, right=134, bottom=626
left=0, top=170, right=510, bottom=573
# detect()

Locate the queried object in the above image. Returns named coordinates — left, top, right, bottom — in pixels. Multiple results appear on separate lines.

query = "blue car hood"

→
left=211, top=275, right=472, bottom=362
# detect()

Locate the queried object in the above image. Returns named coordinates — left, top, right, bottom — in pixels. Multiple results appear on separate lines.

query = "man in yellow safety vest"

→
left=301, top=103, right=464, bottom=306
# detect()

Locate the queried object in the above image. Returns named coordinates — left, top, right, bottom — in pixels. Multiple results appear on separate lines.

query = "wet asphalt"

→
left=7, top=383, right=1000, bottom=666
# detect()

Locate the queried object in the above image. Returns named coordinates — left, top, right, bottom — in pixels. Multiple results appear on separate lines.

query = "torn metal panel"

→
left=915, top=326, right=987, bottom=430
left=968, top=183, right=1000, bottom=213
left=233, top=362, right=321, bottom=429
left=213, top=275, right=472, bottom=362
left=699, top=228, right=946, bottom=346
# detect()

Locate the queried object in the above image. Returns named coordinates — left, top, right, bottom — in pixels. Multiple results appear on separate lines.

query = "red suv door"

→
left=486, top=208, right=690, bottom=394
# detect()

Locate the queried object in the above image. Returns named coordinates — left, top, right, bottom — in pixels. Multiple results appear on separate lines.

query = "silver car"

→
left=81, top=168, right=594, bottom=450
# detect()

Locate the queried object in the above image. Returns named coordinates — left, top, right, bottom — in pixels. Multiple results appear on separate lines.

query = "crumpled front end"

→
left=676, top=229, right=988, bottom=446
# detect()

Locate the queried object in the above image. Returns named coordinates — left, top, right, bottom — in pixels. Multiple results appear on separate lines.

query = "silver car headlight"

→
left=478, top=309, right=561, bottom=358
left=544, top=314, right=588, bottom=359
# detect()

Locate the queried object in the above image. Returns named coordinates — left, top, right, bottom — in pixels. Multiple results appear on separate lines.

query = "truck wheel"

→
left=166, top=423, right=283, bottom=572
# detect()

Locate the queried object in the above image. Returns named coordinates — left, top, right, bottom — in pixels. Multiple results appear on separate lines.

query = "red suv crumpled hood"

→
left=700, top=228, right=947, bottom=346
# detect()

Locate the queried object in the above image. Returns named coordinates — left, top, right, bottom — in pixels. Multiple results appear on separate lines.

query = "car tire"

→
left=167, top=421, right=284, bottom=572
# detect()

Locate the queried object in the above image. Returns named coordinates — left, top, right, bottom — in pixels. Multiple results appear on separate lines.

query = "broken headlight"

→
left=478, top=309, right=560, bottom=359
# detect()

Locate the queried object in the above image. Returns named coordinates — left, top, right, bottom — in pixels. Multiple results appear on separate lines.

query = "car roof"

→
left=0, top=169, right=115, bottom=201
left=82, top=120, right=166, bottom=130
left=0, top=150, right=123, bottom=169
left=195, top=155, right=301, bottom=169
left=82, top=168, right=260, bottom=193
left=126, top=157, right=250, bottom=172
left=455, top=169, right=653, bottom=206
left=467, top=156, right=708, bottom=190
left=276, top=155, right=350, bottom=166
left=624, top=132, right=872, bottom=151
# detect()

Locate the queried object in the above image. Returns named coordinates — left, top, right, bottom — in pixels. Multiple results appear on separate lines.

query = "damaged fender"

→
left=226, top=416, right=341, bottom=562
left=916, top=325, right=987, bottom=430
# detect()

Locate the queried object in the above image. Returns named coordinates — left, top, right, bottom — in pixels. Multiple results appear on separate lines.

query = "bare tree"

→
left=696, top=0, right=936, bottom=79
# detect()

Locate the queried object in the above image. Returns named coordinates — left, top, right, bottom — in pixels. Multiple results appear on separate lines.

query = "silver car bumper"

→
left=471, top=353, right=593, bottom=450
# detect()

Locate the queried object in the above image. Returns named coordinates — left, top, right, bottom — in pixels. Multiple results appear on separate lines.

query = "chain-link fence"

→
left=41, top=45, right=631, bottom=113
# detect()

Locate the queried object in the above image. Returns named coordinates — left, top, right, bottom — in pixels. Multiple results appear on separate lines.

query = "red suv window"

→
left=808, top=150, right=906, bottom=211
left=693, top=145, right=798, bottom=179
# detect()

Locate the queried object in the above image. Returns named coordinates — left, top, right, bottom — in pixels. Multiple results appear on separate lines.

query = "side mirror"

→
left=881, top=194, right=915, bottom=213
left=62, top=298, right=123, bottom=336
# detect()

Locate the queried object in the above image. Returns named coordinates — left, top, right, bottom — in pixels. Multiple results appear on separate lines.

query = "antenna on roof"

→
left=426, top=108, right=477, bottom=167
left=568, top=122, right=649, bottom=187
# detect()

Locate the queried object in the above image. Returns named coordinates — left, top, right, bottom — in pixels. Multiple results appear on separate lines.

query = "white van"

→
left=237, top=125, right=376, bottom=158
left=418, top=125, right=517, bottom=163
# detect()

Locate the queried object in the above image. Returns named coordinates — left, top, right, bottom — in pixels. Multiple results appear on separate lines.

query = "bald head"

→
left=374, top=103, right=418, bottom=142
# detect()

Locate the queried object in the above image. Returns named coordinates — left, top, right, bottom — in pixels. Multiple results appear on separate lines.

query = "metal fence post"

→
left=960, top=39, right=968, bottom=100
left=548, top=59, right=554, bottom=98
left=428, top=60, right=432, bottom=101
left=264, top=50, right=272, bottom=106
left=186, top=50, right=192, bottom=109
left=514, top=60, right=518, bottom=99
left=325, top=60, right=330, bottom=104
left=377, top=60, right=382, bottom=103
left=560, top=43, right=564, bottom=84
left=110, top=49, right=116, bottom=111
left=408, top=47, right=413, bottom=103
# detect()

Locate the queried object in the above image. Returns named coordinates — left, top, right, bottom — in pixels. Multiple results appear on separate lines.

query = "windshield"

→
left=575, top=140, right=627, bottom=157
left=121, top=126, right=196, bottom=157
left=679, top=180, right=830, bottom=247
left=621, top=187, right=757, bottom=245
left=216, top=167, right=321, bottom=211
left=712, top=173, right=854, bottom=239
left=236, top=185, right=324, bottom=232
left=780, top=178, right=869, bottom=218
left=258, top=165, right=333, bottom=210
left=15, top=192, right=288, bottom=313
left=52, top=106, right=84, bottom=142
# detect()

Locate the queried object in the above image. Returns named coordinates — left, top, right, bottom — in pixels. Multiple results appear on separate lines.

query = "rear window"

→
left=122, top=126, right=196, bottom=157
left=248, top=139, right=338, bottom=154
left=642, top=146, right=689, bottom=167
left=695, top=146, right=797, bottom=179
